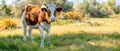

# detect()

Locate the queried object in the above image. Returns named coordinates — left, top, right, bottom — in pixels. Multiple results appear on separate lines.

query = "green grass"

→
left=0, top=32, right=120, bottom=51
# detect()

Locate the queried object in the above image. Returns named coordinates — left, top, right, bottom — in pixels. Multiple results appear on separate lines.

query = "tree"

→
left=107, top=0, right=116, bottom=14
left=26, top=0, right=73, bottom=11
left=10, top=0, right=73, bottom=17
left=0, top=0, right=11, bottom=16
left=73, top=0, right=89, bottom=17
left=114, top=5, right=120, bottom=14
left=74, top=0, right=111, bottom=18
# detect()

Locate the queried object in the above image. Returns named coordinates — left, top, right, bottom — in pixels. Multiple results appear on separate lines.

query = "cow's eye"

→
left=56, top=7, right=62, bottom=12
left=41, top=8, right=48, bottom=12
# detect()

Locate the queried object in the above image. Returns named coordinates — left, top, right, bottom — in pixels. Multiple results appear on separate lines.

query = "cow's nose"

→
left=51, top=18, right=55, bottom=22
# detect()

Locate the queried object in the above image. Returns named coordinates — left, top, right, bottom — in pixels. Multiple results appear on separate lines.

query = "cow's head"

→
left=39, top=4, right=62, bottom=24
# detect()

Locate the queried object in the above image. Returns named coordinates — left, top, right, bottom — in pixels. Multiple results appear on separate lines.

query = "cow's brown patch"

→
left=23, top=5, right=51, bottom=25
left=22, top=4, right=63, bottom=25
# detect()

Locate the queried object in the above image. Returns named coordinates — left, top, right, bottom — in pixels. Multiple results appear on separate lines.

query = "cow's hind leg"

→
left=22, top=8, right=27, bottom=42
left=22, top=21, right=27, bottom=41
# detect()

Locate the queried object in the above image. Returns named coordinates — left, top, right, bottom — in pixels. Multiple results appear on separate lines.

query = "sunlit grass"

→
left=0, top=15, right=120, bottom=51
left=0, top=33, right=120, bottom=51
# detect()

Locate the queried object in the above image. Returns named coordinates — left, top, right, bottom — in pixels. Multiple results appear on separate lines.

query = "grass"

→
left=0, top=33, right=120, bottom=51
left=52, top=19, right=75, bottom=25
left=0, top=15, right=120, bottom=51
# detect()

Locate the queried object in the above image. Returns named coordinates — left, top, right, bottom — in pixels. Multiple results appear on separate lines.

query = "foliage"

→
left=0, top=0, right=120, bottom=18
left=114, top=6, right=120, bottom=14
left=0, top=18, right=17, bottom=30
left=0, top=0, right=12, bottom=16
left=62, top=1, right=74, bottom=12
left=62, top=11, right=84, bottom=21
left=107, top=0, right=116, bottom=14
left=74, top=0, right=119, bottom=18
left=9, top=0, right=73, bottom=17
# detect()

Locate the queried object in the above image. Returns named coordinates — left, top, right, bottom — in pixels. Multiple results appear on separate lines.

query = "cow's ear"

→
left=41, top=8, right=47, bottom=12
left=56, top=7, right=62, bottom=12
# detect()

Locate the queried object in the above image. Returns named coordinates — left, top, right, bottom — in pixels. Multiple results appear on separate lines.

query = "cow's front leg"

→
left=45, top=24, right=51, bottom=46
left=46, top=30, right=51, bottom=46
left=28, top=26, right=33, bottom=42
left=39, top=25, right=44, bottom=48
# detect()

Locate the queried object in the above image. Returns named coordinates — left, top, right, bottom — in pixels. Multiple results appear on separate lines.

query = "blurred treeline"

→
left=0, top=0, right=120, bottom=18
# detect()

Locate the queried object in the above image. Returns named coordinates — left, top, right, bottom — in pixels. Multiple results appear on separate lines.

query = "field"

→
left=0, top=15, right=120, bottom=51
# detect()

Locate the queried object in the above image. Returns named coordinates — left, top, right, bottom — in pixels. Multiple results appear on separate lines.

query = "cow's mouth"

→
left=46, top=20, right=51, bottom=24
left=47, top=21, right=51, bottom=24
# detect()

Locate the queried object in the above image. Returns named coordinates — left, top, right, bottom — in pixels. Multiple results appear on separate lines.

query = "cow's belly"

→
left=28, top=22, right=51, bottom=30
left=29, top=24, right=39, bottom=29
left=41, top=22, right=51, bottom=31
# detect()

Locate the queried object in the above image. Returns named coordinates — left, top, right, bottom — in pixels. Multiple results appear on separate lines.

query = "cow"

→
left=21, top=4, right=62, bottom=48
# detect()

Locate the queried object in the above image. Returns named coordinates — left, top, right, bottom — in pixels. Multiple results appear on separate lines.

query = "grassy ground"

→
left=0, top=15, right=120, bottom=51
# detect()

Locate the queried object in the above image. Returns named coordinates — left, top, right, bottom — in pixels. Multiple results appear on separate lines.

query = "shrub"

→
left=0, top=18, right=17, bottom=30
left=61, top=11, right=84, bottom=21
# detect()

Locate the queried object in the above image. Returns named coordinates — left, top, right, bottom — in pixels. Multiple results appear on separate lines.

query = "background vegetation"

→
left=0, top=0, right=120, bottom=18
left=0, top=0, right=120, bottom=51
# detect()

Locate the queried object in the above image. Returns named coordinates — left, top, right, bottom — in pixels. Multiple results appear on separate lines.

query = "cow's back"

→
left=24, top=5, right=41, bottom=25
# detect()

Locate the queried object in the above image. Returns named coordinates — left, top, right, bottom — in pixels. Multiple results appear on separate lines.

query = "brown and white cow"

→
left=22, top=4, right=62, bottom=48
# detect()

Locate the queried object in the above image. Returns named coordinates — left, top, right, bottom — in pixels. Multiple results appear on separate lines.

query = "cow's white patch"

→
left=47, top=4, right=56, bottom=21
left=39, top=22, right=51, bottom=48
left=28, top=24, right=39, bottom=29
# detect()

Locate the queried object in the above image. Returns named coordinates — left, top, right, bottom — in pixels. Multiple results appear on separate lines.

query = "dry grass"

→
left=1, top=17, right=119, bottom=36
left=0, top=16, right=120, bottom=36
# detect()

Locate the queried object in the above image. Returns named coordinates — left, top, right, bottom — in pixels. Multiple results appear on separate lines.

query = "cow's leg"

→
left=28, top=26, right=33, bottom=42
left=45, top=24, right=51, bottom=46
left=22, top=20, right=27, bottom=41
left=39, top=24, right=44, bottom=48
left=22, top=8, right=27, bottom=41
left=46, top=29, right=51, bottom=46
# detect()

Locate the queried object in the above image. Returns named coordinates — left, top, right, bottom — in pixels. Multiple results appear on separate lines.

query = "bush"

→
left=0, top=18, right=17, bottom=30
left=60, top=11, right=84, bottom=21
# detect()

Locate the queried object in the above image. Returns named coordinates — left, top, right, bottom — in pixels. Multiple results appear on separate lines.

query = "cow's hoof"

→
left=23, top=38, right=27, bottom=42
left=30, top=40, right=34, bottom=42
left=48, top=43, right=51, bottom=46
left=31, top=41, right=35, bottom=43
left=40, top=46, right=44, bottom=48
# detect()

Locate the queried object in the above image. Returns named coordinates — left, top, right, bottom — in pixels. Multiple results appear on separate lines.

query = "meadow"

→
left=0, top=14, right=120, bottom=51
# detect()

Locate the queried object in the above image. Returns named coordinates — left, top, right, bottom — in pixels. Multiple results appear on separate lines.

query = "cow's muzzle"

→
left=51, top=17, right=55, bottom=22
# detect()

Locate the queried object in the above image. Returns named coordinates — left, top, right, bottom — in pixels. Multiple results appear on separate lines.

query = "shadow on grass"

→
left=0, top=32, right=120, bottom=51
